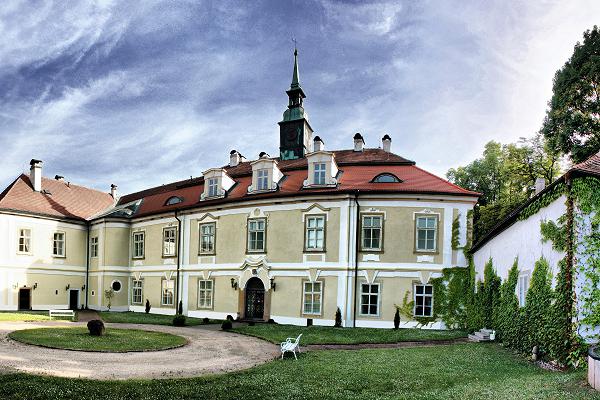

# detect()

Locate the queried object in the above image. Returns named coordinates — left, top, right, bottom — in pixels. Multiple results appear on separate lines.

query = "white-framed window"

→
left=199, top=223, right=216, bottom=254
left=207, top=178, right=218, bottom=197
left=314, top=163, right=326, bottom=185
left=518, top=274, right=529, bottom=307
left=416, top=216, right=437, bottom=252
left=197, top=280, right=213, bottom=309
left=18, top=228, right=31, bottom=253
left=257, top=169, right=269, bottom=191
left=132, top=231, right=145, bottom=258
left=132, top=279, right=143, bottom=305
left=414, top=284, right=433, bottom=317
left=90, top=236, right=99, bottom=258
left=360, top=283, right=380, bottom=316
left=53, top=231, right=65, bottom=257
left=305, top=215, right=325, bottom=251
left=163, top=227, right=177, bottom=257
left=302, top=281, right=322, bottom=315
left=161, top=279, right=174, bottom=306
left=247, top=218, right=266, bottom=252
left=361, top=215, right=382, bottom=251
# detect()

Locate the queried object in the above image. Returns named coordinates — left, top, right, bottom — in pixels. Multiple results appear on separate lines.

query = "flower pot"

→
left=589, top=346, right=600, bottom=391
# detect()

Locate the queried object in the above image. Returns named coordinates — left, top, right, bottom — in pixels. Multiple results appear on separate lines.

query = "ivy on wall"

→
left=451, top=215, right=460, bottom=250
left=518, top=181, right=566, bottom=221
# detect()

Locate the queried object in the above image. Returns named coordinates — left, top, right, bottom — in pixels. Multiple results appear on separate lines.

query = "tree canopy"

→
left=542, top=26, right=600, bottom=163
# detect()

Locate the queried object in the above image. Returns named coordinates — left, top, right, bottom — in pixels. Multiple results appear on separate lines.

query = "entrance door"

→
left=68, top=289, right=79, bottom=310
left=244, top=277, right=265, bottom=320
left=18, top=288, right=31, bottom=310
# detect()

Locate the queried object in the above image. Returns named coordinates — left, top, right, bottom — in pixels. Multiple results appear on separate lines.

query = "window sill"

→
left=132, top=257, right=145, bottom=260
left=162, top=255, right=178, bottom=259
left=246, top=251, right=266, bottom=255
left=413, top=250, right=439, bottom=255
left=16, top=252, right=33, bottom=256
left=359, top=249, right=384, bottom=253
left=303, top=249, right=326, bottom=253
left=198, top=252, right=216, bottom=256
left=52, top=255, right=66, bottom=259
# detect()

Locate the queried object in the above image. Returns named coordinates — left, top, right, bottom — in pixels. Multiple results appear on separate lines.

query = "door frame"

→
left=18, top=287, right=32, bottom=310
left=244, top=277, right=265, bottom=320
left=68, top=289, right=80, bottom=310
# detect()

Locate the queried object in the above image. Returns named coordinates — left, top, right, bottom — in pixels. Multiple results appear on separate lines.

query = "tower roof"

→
left=291, top=48, right=300, bottom=90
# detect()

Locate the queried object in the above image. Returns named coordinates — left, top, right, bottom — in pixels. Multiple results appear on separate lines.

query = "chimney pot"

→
left=313, top=136, right=324, bottom=152
left=229, top=150, right=242, bottom=167
left=29, top=159, right=43, bottom=192
left=259, top=152, right=270, bottom=159
left=382, top=134, right=392, bottom=152
left=353, top=133, right=364, bottom=152
left=534, top=178, right=546, bottom=195
left=110, top=184, right=118, bottom=199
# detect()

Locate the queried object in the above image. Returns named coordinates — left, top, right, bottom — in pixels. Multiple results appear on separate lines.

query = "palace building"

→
left=0, top=51, right=479, bottom=328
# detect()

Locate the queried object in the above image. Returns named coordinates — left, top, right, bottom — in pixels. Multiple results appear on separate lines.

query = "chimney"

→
left=382, top=134, right=392, bottom=152
left=353, top=133, right=365, bottom=152
left=534, top=178, right=546, bottom=194
left=229, top=150, right=242, bottom=167
left=259, top=151, right=270, bottom=159
left=110, top=184, right=118, bottom=199
left=54, top=175, right=64, bottom=182
left=29, top=159, right=43, bottom=192
left=313, top=136, right=324, bottom=152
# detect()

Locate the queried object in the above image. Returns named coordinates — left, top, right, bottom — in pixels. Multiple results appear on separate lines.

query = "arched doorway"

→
left=244, top=277, right=265, bottom=320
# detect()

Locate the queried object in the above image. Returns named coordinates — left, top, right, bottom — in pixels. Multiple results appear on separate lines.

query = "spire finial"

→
left=291, top=39, right=300, bottom=89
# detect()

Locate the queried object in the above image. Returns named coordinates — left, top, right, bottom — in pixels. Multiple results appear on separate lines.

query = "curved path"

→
left=0, top=321, right=279, bottom=380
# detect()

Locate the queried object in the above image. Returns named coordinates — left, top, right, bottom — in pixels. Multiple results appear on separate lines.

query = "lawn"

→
left=0, top=344, right=596, bottom=399
left=99, top=311, right=221, bottom=326
left=0, top=311, right=68, bottom=322
left=231, top=323, right=467, bottom=345
left=9, top=327, right=186, bottom=352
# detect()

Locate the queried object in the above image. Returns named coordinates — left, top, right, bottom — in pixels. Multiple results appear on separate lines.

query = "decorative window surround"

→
left=303, top=151, right=338, bottom=187
left=90, top=236, right=99, bottom=258
left=302, top=280, right=322, bottom=315
left=359, top=282, right=380, bottom=316
left=17, top=228, right=32, bottom=254
left=132, top=231, right=145, bottom=259
left=162, top=226, right=177, bottom=257
left=132, top=279, right=143, bottom=305
left=52, top=231, right=66, bottom=257
left=197, top=279, right=214, bottom=309
left=201, top=168, right=235, bottom=200
left=161, top=279, right=175, bottom=306
left=248, top=158, right=283, bottom=193
left=414, top=284, right=433, bottom=317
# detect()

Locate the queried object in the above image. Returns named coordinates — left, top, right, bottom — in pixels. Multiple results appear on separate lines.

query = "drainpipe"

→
left=175, top=211, right=182, bottom=315
left=84, top=222, right=90, bottom=309
left=353, top=190, right=360, bottom=327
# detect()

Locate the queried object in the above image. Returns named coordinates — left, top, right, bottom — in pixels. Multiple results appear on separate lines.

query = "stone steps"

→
left=468, top=328, right=495, bottom=342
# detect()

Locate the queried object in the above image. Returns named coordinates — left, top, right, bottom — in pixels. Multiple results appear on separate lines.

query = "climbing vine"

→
left=451, top=214, right=460, bottom=250
left=518, top=181, right=565, bottom=221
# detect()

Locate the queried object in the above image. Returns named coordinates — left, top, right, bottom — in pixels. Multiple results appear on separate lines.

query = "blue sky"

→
left=0, top=0, right=598, bottom=195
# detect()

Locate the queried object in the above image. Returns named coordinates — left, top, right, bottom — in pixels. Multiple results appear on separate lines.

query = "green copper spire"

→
left=290, top=48, right=300, bottom=89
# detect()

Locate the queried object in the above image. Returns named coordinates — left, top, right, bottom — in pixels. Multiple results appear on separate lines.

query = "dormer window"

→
left=257, top=169, right=269, bottom=191
left=165, top=196, right=183, bottom=206
left=208, top=178, right=218, bottom=197
left=201, top=168, right=235, bottom=201
left=248, top=157, right=283, bottom=194
left=314, top=163, right=326, bottom=185
left=372, top=173, right=401, bottom=183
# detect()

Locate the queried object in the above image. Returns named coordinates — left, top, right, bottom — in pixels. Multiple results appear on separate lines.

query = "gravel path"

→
left=303, top=338, right=470, bottom=351
left=0, top=321, right=279, bottom=380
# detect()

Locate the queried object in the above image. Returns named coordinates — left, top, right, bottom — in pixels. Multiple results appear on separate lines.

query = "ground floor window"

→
left=414, top=284, right=433, bottom=317
left=518, top=274, right=529, bottom=307
left=198, top=280, right=213, bottom=309
left=132, top=279, right=143, bottom=305
left=360, top=283, right=380, bottom=316
left=161, top=279, right=174, bottom=306
left=303, top=281, right=322, bottom=315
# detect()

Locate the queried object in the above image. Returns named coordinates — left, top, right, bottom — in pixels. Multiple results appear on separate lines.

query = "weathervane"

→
left=292, top=37, right=298, bottom=55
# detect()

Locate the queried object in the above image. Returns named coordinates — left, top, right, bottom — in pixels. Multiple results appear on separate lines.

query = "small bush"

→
left=202, top=317, right=209, bottom=324
left=334, top=307, right=342, bottom=327
left=267, top=318, right=276, bottom=324
left=145, top=300, right=151, bottom=314
left=226, top=315, right=234, bottom=322
left=178, top=300, right=183, bottom=315
left=87, top=319, right=105, bottom=336
left=394, top=308, right=400, bottom=330
left=221, top=320, right=233, bottom=330
left=173, top=314, right=186, bottom=327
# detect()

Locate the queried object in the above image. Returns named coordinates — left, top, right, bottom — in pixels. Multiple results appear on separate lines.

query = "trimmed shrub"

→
left=202, top=317, right=210, bottom=324
left=221, top=320, right=233, bottom=330
left=267, top=318, right=276, bottom=324
left=226, top=315, right=234, bottom=322
left=173, top=314, right=186, bottom=327
left=87, top=319, right=105, bottom=336
left=334, top=307, right=342, bottom=327
left=145, top=300, right=151, bottom=314
left=394, top=308, right=400, bottom=330
left=523, top=257, right=554, bottom=355
left=493, top=258, right=521, bottom=346
left=177, top=300, right=183, bottom=315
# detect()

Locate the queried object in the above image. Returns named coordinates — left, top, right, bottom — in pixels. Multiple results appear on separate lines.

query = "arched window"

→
left=165, top=196, right=183, bottom=206
left=372, top=173, right=402, bottom=183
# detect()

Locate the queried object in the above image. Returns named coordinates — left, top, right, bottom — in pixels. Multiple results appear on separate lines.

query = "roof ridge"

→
left=411, top=165, right=481, bottom=196
left=40, top=175, right=112, bottom=197
left=0, top=174, right=25, bottom=203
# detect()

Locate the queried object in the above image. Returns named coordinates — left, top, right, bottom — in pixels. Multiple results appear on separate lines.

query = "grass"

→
left=231, top=323, right=467, bottom=345
left=99, top=311, right=221, bottom=326
left=9, top=327, right=187, bottom=352
left=0, top=343, right=597, bottom=399
left=0, top=311, right=75, bottom=322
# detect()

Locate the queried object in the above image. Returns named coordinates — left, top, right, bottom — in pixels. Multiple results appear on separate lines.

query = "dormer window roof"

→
left=165, top=196, right=183, bottom=206
left=304, top=150, right=338, bottom=188
left=201, top=168, right=236, bottom=201
left=248, top=154, right=283, bottom=194
left=372, top=173, right=402, bottom=183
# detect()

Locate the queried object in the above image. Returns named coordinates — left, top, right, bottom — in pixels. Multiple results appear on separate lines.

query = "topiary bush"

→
left=394, top=308, right=400, bottom=330
left=493, top=258, right=521, bottom=346
left=334, top=307, right=342, bottom=327
left=145, top=299, right=151, bottom=314
left=221, top=320, right=233, bottom=330
left=178, top=300, right=183, bottom=315
left=202, top=317, right=209, bottom=324
left=173, top=314, right=186, bottom=327
left=523, top=257, right=554, bottom=355
left=87, top=319, right=105, bottom=336
left=226, top=315, right=234, bottom=322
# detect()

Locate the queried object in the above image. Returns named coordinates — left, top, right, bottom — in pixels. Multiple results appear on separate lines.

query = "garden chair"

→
left=280, top=333, right=302, bottom=360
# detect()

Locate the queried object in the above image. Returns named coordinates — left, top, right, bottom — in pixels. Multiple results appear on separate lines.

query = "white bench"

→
left=280, top=333, right=302, bottom=360
left=49, top=309, right=75, bottom=321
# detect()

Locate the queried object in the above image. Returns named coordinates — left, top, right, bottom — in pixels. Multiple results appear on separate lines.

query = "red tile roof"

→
left=0, top=174, right=115, bottom=221
left=120, top=149, right=480, bottom=218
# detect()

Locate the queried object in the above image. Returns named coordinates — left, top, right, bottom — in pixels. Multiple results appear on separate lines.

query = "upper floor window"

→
left=247, top=218, right=266, bottom=252
left=18, top=228, right=31, bottom=253
left=414, top=284, right=433, bottom=317
left=361, top=215, right=383, bottom=251
left=165, top=196, right=183, bottom=206
left=305, top=215, right=325, bottom=251
left=360, top=283, right=380, bottom=316
left=163, top=227, right=177, bottom=257
left=314, top=163, right=326, bottom=185
left=198, top=280, right=213, bottom=309
left=132, top=231, right=145, bottom=258
left=90, top=236, right=98, bottom=258
left=518, top=274, right=529, bottom=307
left=416, top=216, right=437, bottom=252
left=257, top=169, right=269, bottom=191
left=53, top=232, right=65, bottom=257
left=161, top=279, right=174, bottom=306
left=303, top=281, right=322, bottom=315
left=372, top=173, right=401, bottom=183
left=207, top=178, right=218, bottom=198
left=132, top=279, right=143, bottom=305
left=199, top=223, right=216, bottom=254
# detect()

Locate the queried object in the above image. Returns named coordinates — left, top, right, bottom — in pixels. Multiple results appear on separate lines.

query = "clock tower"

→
left=278, top=48, right=314, bottom=160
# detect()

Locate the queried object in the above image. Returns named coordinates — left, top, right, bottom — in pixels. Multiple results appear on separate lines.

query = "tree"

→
left=104, top=289, right=115, bottom=311
left=542, top=26, right=600, bottom=163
